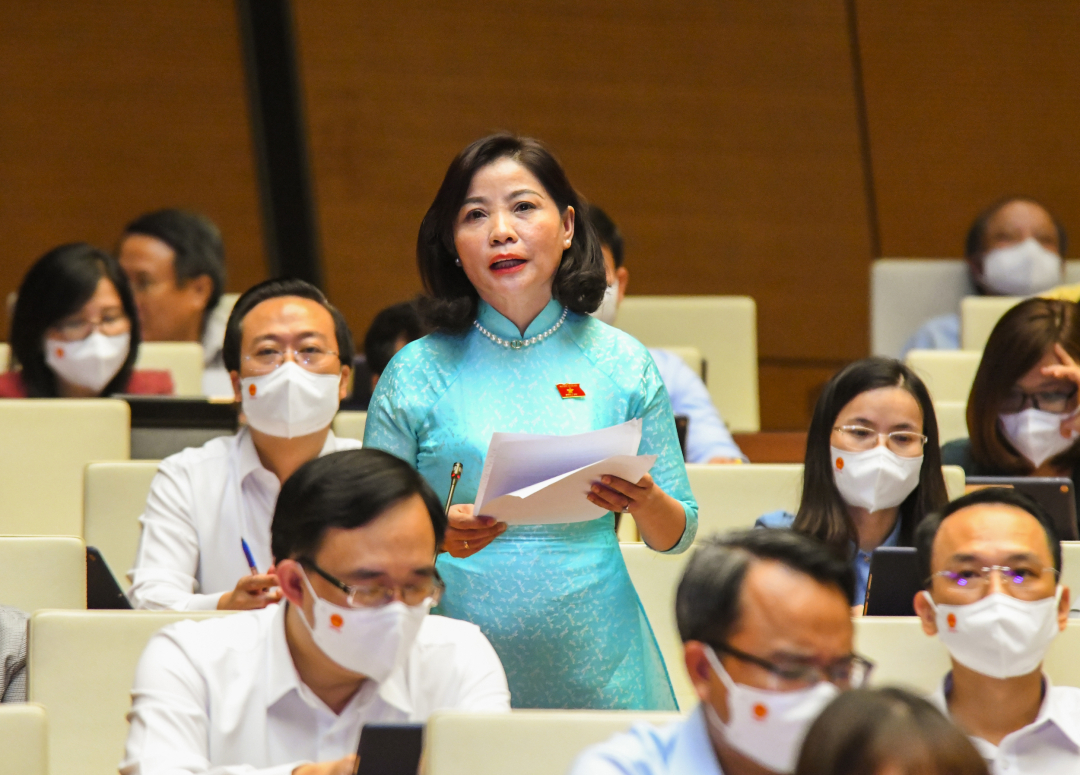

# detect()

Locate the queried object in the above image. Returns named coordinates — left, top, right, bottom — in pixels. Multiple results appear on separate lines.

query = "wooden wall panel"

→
left=0, top=1, right=266, bottom=340
left=294, top=0, right=874, bottom=430
left=856, top=0, right=1080, bottom=258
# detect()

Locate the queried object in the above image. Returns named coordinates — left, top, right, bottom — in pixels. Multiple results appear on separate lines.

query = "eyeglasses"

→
left=50, top=312, right=130, bottom=342
left=243, top=345, right=339, bottom=375
left=933, top=565, right=1059, bottom=600
left=832, top=425, right=927, bottom=455
left=301, top=560, right=444, bottom=609
left=1001, top=387, right=1078, bottom=415
left=712, top=642, right=874, bottom=690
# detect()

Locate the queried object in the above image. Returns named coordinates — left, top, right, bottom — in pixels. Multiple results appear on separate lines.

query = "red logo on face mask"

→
left=836, top=457, right=844, bottom=470
left=55, top=347, right=65, bottom=358
left=752, top=703, right=769, bottom=720
left=947, top=613, right=957, bottom=630
left=329, top=614, right=344, bottom=630
left=248, top=384, right=257, bottom=397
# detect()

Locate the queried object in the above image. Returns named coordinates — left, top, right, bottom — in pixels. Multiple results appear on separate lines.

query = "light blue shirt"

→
left=754, top=510, right=901, bottom=606
left=648, top=348, right=746, bottom=464
left=568, top=705, right=722, bottom=775
left=899, top=313, right=960, bottom=360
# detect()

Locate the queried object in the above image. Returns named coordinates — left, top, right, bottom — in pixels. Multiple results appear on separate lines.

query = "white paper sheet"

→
left=473, top=420, right=654, bottom=525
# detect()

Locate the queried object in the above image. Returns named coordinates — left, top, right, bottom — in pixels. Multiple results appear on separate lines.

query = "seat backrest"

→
left=332, top=410, right=367, bottom=443
left=934, top=401, right=968, bottom=444
left=426, top=709, right=684, bottom=775
left=904, top=349, right=982, bottom=403
left=0, top=704, right=49, bottom=775
left=619, top=543, right=694, bottom=710
left=1065, top=261, right=1080, bottom=284
left=28, top=610, right=229, bottom=775
left=0, top=399, right=129, bottom=536
left=0, top=342, right=9, bottom=372
left=942, top=465, right=966, bottom=501
left=871, top=259, right=972, bottom=358
left=0, top=537, right=85, bottom=612
left=688, top=463, right=803, bottom=535
left=960, top=295, right=1023, bottom=351
left=1059, top=542, right=1080, bottom=610
left=133, top=341, right=204, bottom=396
left=84, top=461, right=161, bottom=590
left=615, top=296, right=759, bottom=432
left=659, top=346, right=704, bottom=381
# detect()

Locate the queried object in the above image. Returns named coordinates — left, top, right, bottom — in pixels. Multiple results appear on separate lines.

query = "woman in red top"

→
left=2, top=243, right=173, bottom=398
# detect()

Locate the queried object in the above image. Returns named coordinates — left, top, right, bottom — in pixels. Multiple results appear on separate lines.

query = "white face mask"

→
left=703, top=646, right=839, bottom=774
left=44, top=331, right=130, bottom=393
left=297, top=569, right=431, bottom=682
left=999, top=408, right=1078, bottom=467
left=240, top=361, right=341, bottom=439
left=589, top=282, right=619, bottom=325
left=924, top=588, right=1062, bottom=679
left=981, top=237, right=1062, bottom=296
left=831, top=445, right=923, bottom=513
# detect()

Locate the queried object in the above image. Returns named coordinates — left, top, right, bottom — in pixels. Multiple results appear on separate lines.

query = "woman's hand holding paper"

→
left=444, top=504, right=508, bottom=558
left=588, top=473, right=687, bottom=551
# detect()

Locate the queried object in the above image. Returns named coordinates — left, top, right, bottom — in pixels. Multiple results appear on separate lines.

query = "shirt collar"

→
left=670, top=705, right=725, bottom=774
left=475, top=298, right=564, bottom=342
left=267, top=602, right=416, bottom=716
left=237, top=427, right=342, bottom=483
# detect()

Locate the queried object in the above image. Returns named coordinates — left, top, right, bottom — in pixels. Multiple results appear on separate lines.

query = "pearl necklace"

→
left=473, top=307, right=568, bottom=350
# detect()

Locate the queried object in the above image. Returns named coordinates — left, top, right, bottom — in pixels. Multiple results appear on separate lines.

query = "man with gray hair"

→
left=570, top=530, right=871, bottom=775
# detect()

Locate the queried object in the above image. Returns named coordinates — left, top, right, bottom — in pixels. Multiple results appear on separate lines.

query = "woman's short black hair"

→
left=271, top=448, right=448, bottom=561
left=914, top=486, right=1062, bottom=586
left=364, top=299, right=427, bottom=375
left=793, top=357, right=949, bottom=562
left=675, top=529, right=855, bottom=645
left=222, top=278, right=354, bottom=373
left=9, top=242, right=141, bottom=397
left=122, top=208, right=226, bottom=328
left=795, top=688, right=988, bottom=775
left=416, top=133, right=607, bottom=331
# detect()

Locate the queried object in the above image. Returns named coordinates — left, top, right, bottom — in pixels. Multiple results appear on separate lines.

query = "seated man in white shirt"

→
left=570, top=529, right=871, bottom=775
left=118, top=209, right=235, bottom=396
left=913, top=487, right=1078, bottom=773
left=121, top=448, right=510, bottom=775
left=585, top=205, right=746, bottom=463
left=128, top=278, right=361, bottom=611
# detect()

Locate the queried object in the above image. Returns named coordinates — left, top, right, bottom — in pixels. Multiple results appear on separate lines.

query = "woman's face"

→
left=1003, top=348, right=1079, bottom=415
left=453, top=157, right=574, bottom=312
left=831, top=386, right=925, bottom=458
left=46, top=276, right=131, bottom=343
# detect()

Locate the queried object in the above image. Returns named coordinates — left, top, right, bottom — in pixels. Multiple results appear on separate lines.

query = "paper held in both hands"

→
left=473, top=419, right=657, bottom=525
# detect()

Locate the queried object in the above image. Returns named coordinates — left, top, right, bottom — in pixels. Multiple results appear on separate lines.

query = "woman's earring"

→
left=454, top=258, right=462, bottom=267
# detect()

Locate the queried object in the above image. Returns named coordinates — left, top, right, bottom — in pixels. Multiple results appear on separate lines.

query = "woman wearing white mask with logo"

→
left=900, top=197, right=1066, bottom=358
left=757, top=358, right=949, bottom=612
left=942, top=298, right=1080, bottom=516
left=128, top=278, right=361, bottom=611
left=2, top=243, right=173, bottom=398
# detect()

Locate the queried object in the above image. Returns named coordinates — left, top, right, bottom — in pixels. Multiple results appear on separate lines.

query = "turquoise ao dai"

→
left=364, top=299, right=698, bottom=709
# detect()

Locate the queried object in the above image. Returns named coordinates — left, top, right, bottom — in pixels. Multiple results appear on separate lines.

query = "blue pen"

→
left=240, top=538, right=259, bottom=576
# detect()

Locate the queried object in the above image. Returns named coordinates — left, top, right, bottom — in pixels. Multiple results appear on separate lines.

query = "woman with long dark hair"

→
left=758, top=357, right=948, bottom=609
left=2, top=243, right=172, bottom=397
left=364, top=134, right=697, bottom=709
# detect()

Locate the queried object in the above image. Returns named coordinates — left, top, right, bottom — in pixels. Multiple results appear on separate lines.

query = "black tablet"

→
left=87, top=546, right=133, bottom=610
left=355, top=723, right=423, bottom=775
left=966, top=476, right=1078, bottom=541
left=864, top=546, right=921, bottom=616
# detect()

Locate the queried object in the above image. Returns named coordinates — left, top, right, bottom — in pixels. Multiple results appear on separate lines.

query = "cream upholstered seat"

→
left=0, top=343, right=9, bottom=372
left=620, top=543, right=694, bottom=710
left=960, top=295, right=1024, bottom=350
left=660, top=346, right=704, bottom=380
left=83, top=461, right=160, bottom=591
left=687, top=463, right=803, bottom=537
left=426, top=709, right=684, bottom=775
left=134, top=341, right=205, bottom=396
left=933, top=401, right=968, bottom=444
left=0, top=704, right=49, bottom=775
left=332, top=410, right=367, bottom=442
left=0, top=537, right=85, bottom=612
left=615, top=296, right=759, bottom=432
left=904, top=350, right=982, bottom=404
left=28, top=610, right=229, bottom=775
left=0, top=399, right=129, bottom=536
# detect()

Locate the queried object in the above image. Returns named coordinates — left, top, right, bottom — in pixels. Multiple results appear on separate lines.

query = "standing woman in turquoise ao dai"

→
left=364, top=134, right=698, bottom=709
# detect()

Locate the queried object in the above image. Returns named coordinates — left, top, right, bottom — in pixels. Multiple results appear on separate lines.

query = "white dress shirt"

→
left=128, top=428, right=362, bottom=611
left=931, top=673, right=1080, bottom=774
left=121, top=604, right=510, bottom=775
left=568, top=705, right=721, bottom=775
